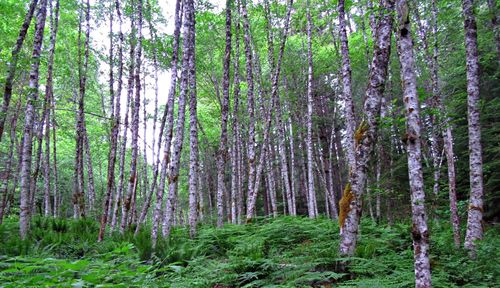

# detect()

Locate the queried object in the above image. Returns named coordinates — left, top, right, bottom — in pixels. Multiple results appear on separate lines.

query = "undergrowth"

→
left=0, top=216, right=498, bottom=287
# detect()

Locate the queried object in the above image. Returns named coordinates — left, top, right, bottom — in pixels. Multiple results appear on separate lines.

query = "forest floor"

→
left=0, top=216, right=498, bottom=287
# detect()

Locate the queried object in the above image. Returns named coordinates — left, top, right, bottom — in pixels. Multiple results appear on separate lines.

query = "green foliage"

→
left=1, top=216, right=498, bottom=287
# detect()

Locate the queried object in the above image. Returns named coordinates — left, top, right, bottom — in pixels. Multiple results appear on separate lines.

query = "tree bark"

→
left=151, top=0, right=183, bottom=246
left=241, top=0, right=257, bottom=222
left=305, top=0, right=317, bottom=218
left=41, top=0, right=58, bottom=217
left=0, top=0, right=39, bottom=143
left=187, top=1, right=199, bottom=237
left=339, top=0, right=394, bottom=256
left=216, top=0, right=232, bottom=228
left=338, top=0, right=357, bottom=174
left=19, top=0, right=48, bottom=239
left=120, top=0, right=143, bottom=234
left=99, top=0, right=124, bottom=241
left=487, top=0, right=500, bottom=64
left=162, top=0, right=194, bottom=238
left=395, top=0, right=432, bottom=285
left=462, top=0, right=485, bottom=258
left=0, top=100, right=21, bottom=224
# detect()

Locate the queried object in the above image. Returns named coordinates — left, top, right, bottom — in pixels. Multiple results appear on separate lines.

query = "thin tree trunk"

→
left=162, top=0, right=194, bottom=238
left=120, top=0, right=143, bottom=234
left=0, top=0, right=39, bottom=143
left=230, top=0, right=242, bottom=225
left=395, top=1, right=432, bottom=285
left=462, top=0, right=485, bottom=258
left=246, top=0, right=293, bottom=221
left=338, top=0, right=357, bottom=172
left=487, top=0, right=500, bottom=64
left=151, top=0, right=183, bottom=246
left=216, top=0, right=233, bottom=228
left=83, top=129, right=96, bottom=215
left=339, top=0, right=394, bottom=256
left=51, top=78, right=59, bottom=217
left=241, top=0, right=257, bottom=222
left=187, top=1, right=199, bottom=237
left=19, top=0, right=48, bottom=239
left=111, top=32, right=134, bottom=232
left=134, top=0, right=161, bottom=236
left=43, top=0, right=59, bottom=217
left=266, top=144, right=278, bottom=217
left=99, top=0, right=123, bottom=241
left=305, top=0, right=317, bottom=218
left=0, top=101, right=21, bottom=224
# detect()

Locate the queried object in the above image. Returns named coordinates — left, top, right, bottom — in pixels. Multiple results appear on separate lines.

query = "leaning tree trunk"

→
left=120, top=0, right=143, bottom=234
left=111, top=29, right=134, bottom=232
left=161, top=0, right=194, bottom=239
left=150, top=0, right=183, bottom=246
left=395, top=0, right=432, bottom=286
left=99, top=0, right=124, bottom=241
left=0, top=101, right=21, bottom=224
left=19, top=0, right=48, bottom=239
left=246, top=0, right=293, bottom=221
left=134, top=0, right=161, bottom=235
left=0, top=0, right=38, bottom=143
left=216, top=0, right=232, bottom=228
left=339, top=0, right=394, bottom=256
left=462, top=0, right=485, bottom=258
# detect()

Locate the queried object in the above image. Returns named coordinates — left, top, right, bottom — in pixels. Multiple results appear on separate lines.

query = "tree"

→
left=462, top=0, right=484, bottom=258
left=395, top=0, right=431, bottom=285
left=162, top=0, right=195, bottom=238
left=216, top=0, right=232, bottom=228
left=0, top=0, right=39, bottom=143
left=339, top=0, right=395, bottom=256
left=19, top=0, right=48, bottom=239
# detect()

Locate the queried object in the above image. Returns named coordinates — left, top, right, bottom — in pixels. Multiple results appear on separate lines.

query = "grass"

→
left=0, top=216, right=498, bottom=287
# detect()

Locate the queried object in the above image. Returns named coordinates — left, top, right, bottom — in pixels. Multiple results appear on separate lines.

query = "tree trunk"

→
left=188, top=2, right=199, bottom=237
left=151, top=0, right=183, bottom=246
left=99, top=0, right=123, bottom=241
left=19, top=0, right=48, bottom=239
left=120, top=0, right=143, bottom=234
left=162, top=0, right=194, bottom=238
left=305, top=0, right=317, bottom=218
left=339, top=0, right=394, bottom=256
left=0, top=0, right=39, bottom=143
left=395, top=0, right=432, bottom=285
left=338, top=0, right=357, bottom=173
left=246, top=0, right=293, bottom=221
left=42, top=0, right=59, bottom=217
left=230, top=0, right=242, bottom=225
left=216, top=0, right=232, bottom=228
left=487, top=0, right=500, bottom=64
left=241, top=0, right=256, bottom=222
left=462, top=0, right=484, bottom=258
left=111, top=30, right=134, bottom=232
left=0, top=101, right=21, bottom=224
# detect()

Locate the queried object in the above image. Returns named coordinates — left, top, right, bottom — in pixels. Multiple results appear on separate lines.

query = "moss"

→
left=354, top=120, right=368, bottom=147
left=339, top=183, right=355, bottom=229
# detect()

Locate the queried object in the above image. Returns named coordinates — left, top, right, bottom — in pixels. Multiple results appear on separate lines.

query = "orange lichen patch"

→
left=354, top=120, right=368, bottom=147
left=339, top=183, right=355, bottom=229
left=468, top=205, right=483, bottom=213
